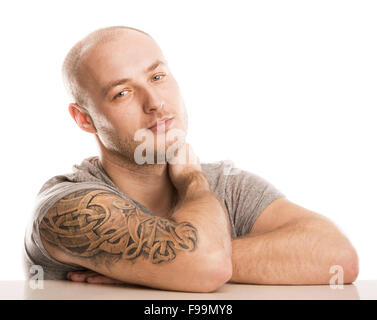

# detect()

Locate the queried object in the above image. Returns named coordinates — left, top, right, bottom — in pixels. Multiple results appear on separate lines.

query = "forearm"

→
left=230, top=216, right=359, bottom=285
left=171, top=171, right=232, bottom=261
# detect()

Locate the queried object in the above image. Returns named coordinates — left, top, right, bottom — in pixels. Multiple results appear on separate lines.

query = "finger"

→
left=174, top=142, right=189, bottom=164
left=69, top=271, right=99, bottom=282
left=87, top=275, right=124, bottom=285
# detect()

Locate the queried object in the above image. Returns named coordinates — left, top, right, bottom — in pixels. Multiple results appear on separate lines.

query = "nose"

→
left=142, top=87, right=164, bottom=114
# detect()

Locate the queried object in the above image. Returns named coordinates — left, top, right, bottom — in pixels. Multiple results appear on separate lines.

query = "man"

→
left=23, top=26, right=359, bottom=292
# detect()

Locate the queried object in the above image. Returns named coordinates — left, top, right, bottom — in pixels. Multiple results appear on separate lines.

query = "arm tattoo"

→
left=39, top=189, right=198, bottom=265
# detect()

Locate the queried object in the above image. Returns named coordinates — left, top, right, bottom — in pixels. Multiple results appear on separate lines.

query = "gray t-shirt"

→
left=23, top=156, right=285, bottom=280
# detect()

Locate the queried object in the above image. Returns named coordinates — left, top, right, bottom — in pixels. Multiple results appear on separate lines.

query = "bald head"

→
left=64, top=26, right=188, bottom=166
left=62, top=26, right=151, bottom=108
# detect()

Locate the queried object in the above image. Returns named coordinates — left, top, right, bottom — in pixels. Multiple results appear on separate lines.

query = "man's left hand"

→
left=67, top=270, right=124, bottom=285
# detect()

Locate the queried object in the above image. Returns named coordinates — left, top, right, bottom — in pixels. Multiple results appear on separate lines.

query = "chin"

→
left=154, top=136, right=185, bottom=161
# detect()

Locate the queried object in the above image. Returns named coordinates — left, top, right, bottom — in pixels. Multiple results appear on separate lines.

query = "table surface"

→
left=0, top=280, right=376, bottom=300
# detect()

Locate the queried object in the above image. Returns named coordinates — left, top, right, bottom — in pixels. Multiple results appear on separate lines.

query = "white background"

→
left=0, top=0, right=376, bottom=281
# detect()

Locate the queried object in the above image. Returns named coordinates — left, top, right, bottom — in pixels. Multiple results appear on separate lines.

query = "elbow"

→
left=192, top=252, right=233, bottom=293
left=201, top=265, right=232, bottom=293
left=331, top=244, right=359, bottom=284
left=342, top=248, right=359, bottom=284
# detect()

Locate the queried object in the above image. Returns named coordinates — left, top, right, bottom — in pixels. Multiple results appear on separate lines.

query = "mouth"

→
left=148, top=117, right=175, bottom=132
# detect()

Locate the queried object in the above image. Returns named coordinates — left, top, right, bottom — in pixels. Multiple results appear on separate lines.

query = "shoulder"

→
left=200, top=160, right=246, bottom=197
left=201, top=160, right=284, bottom=196
left=36, top=156, right=107, bottom=197
left=33, top=156, right=118, bottom=223
left=201, top=160, right=232, bottom=179
left=201, top=159, right=247, bottom=187
left=200, top=160, right=228, bottom=190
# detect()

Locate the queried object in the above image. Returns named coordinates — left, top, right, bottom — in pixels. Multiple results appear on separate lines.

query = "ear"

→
left=68, top=103, right=97, bottom=134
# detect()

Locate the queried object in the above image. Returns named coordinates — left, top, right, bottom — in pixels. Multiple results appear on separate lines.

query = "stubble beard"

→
left=105, top=110, right=188, bottom=167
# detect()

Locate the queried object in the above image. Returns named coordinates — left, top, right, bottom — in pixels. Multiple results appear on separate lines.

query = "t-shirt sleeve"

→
left=25, top=179, right=121, bottom=277
left=224, top=166, right=286, bottom=237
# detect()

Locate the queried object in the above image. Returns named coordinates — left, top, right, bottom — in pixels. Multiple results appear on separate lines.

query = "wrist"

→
left=176, top=171, right=210, bottom=200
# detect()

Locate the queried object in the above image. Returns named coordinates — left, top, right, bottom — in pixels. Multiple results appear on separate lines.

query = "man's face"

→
left=78, top=30, right=188, bottom=164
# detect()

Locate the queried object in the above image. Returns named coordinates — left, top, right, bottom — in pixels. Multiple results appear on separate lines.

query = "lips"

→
left=148, top=117, right=174, bottom=132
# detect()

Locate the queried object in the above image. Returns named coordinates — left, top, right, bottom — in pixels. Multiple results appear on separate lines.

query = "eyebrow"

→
left=102, top=59, right=166, bottom=97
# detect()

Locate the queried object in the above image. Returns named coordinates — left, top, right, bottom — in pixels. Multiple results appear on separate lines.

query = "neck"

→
left=99, top=148, right=177, bottom=218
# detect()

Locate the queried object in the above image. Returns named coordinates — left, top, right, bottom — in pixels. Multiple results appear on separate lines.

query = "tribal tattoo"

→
left=39, top=189, right=198, bottom=265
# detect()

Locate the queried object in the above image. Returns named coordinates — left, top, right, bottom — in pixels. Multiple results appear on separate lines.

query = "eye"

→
left=152, top=74, right=165, bottom=81
left=114, top=90, right=129, bottom=99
